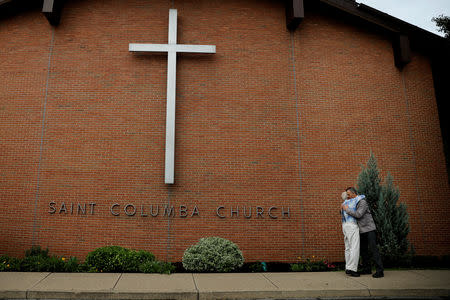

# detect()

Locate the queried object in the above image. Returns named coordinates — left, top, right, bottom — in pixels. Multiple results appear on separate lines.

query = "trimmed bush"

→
left=139, top=261, right=175, bottom=274
left=84, top=246, right=156, bottom=273
left=182, top=237, right=244, bottom=272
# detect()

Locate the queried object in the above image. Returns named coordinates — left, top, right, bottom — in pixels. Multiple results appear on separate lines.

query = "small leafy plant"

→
left=1, top=246, right=80, bottom=272
left=291, top=256, right=336, bottom=272
left=0, top=255, right=21, bottom=271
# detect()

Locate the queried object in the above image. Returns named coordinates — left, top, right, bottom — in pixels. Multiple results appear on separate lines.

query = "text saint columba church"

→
left=1, top=0, right=449, bottom=262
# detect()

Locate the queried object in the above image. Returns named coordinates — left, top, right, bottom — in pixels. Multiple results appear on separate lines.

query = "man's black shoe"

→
left=348, top=270, right=360, bottom=277
left=345, top=269, right=351, bottom=275
left=372, top=271, right=384, bottom=278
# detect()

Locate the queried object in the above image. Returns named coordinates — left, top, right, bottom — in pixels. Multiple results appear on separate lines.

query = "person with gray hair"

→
left=342, top=187, right=384, bottom=278
left=340, top=190, right=360, bottom=277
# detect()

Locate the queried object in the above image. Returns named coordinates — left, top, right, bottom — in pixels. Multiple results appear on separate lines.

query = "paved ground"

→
left=0, top=270, right=449, bottom=299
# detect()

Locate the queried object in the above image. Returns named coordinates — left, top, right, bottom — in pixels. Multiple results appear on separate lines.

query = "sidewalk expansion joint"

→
left=347, top=275, right=372, bottom=296
left=262, top=273, right=279, bottom=289
left=191, top=273, right=200, bottom=300
left=26, top=272, right=52, bottom=299
left=112, top=273, right=123, bottom=290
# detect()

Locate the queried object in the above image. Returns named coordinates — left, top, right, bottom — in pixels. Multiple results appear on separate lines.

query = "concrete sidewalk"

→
left=0, top=270, right=449, bottom=300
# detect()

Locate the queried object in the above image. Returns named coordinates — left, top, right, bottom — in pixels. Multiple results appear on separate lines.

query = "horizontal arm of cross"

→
left=129, top=43, right=216, bottom=54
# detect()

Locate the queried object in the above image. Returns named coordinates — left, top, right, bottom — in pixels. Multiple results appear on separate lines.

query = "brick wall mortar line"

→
left=166, top=187, right=173, bottom=261
left=290, top=31, right=305, bottom=257
left=401, top=70, right=425, bottom=244
left=32, top=27, right=55, bottom=247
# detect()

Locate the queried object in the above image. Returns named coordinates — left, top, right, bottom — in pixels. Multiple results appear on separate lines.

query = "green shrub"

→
left=3, top=246, right=172, bottom=274
left=126, top=250, right=157, bottom=272
left=0, top=255, right=21, bottom=271
left=182, top=237, right=244, bottom=272
left=20, top=255, right=60, bottom=272
left=25, top=246, right=49, bottom=258
left=18, top=247, right=80, bottom=272
left=62, top=257, right=81, bottom=272
left=85, top=246, right=121, bottom=272
left=139, top=261, right=175, bottom=274
left=84, top=246, right=167, bottom=273
left=78, top=262, right=98, bottom=273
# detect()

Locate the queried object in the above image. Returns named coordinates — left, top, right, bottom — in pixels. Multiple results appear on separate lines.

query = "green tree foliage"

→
left=356, top=154, right=412, bottom=264
left=374, top=174, right=411, bottom=263
left=356, top=152, right=381, bottom=211
left=432, top=15, right=450, bottom=38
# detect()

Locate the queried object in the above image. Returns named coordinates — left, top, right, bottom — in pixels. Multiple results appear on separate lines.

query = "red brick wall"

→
left=0, top=0, right=449, bottom=262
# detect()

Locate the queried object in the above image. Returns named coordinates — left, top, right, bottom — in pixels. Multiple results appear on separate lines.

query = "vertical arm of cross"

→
left=129, top=9, right=215, bottom=185
left=165, top=9, right=178, bottom=184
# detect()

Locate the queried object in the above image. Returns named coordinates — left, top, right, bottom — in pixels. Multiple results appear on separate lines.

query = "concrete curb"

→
left=0, top=270, right=449, bottom=300
left=25, top=291, right=198, bottom=300
left=2, top=289, right=450, bottom=300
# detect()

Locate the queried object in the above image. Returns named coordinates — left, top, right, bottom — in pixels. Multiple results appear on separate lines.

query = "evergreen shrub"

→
left=139, top=260, right=175, bottom=274
left=182, top=237, right=244, bottom=272
left=84, top=246, right=157, bottom=272
left=357, top=153, right=413, bottom=265
left=356, top=153, right=381, bottom=211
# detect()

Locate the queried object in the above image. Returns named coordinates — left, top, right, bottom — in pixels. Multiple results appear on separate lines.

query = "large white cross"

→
left=129, top=9, right=216, bottom=184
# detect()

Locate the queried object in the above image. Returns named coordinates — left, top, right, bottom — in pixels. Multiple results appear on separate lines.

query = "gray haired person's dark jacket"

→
left=344, top=197, right=376, bottom=233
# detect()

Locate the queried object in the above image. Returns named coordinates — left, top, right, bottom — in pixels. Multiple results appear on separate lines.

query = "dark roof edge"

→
left=319, top=0, right=449, bottom=51
left=320, top=0, right=398, bottom=32
left=357, top=3, right=442, bottom=39
left=1, top=0, right=449, bottom=47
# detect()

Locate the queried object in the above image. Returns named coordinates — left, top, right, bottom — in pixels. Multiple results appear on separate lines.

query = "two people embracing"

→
left=341, top=187, right=384, bottom=278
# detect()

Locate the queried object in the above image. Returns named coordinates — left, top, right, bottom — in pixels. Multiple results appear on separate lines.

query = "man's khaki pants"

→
left=342, top=222, right=360, bottom=272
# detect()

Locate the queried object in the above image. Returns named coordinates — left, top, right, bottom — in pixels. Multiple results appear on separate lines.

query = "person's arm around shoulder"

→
left=343, top=199, right=368, bottom=219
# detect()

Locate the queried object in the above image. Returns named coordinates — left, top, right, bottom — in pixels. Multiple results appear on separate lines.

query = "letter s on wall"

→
left=49, top=202, right=56, bottom=214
